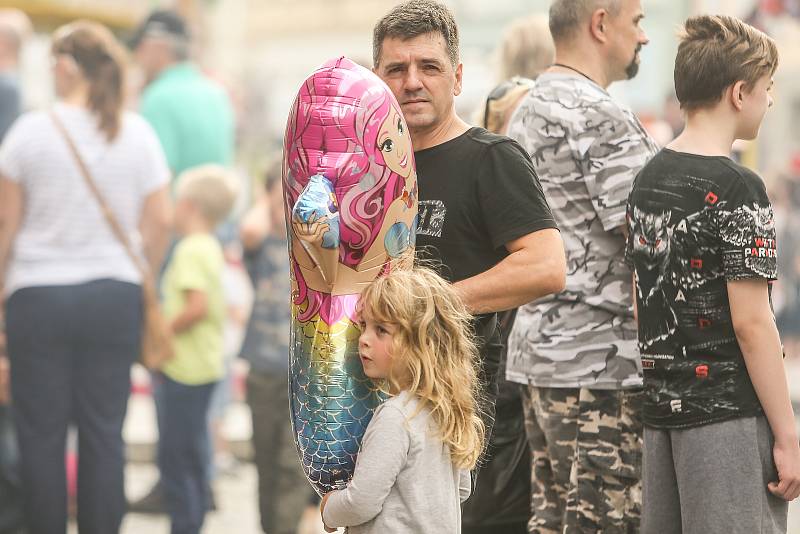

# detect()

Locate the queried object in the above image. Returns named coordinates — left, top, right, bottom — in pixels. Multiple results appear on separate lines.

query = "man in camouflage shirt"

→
left=505, top=0, right=658, bottom=532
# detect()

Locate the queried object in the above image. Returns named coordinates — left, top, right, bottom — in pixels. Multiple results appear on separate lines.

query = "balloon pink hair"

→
left=284, top=57, right=408, bottom=325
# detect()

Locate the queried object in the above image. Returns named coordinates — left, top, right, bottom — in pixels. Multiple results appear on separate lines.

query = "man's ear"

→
left=589, top=9, right=610, bottom=43
left=730, top=80, right=746, bottom=111
left=454, top=63, right=463, bottom=96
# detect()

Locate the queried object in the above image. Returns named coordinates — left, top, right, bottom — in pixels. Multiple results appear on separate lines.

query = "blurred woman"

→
left=497, top=14, right=554, bottom=83
left=0, top=21, right=171, bottom=533
left=473, top=14, right=553, bottom=132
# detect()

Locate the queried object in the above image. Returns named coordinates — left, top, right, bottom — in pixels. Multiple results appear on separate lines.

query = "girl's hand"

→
left=768, top=436, right=800, bottom=501
left=320, top=492, right=338, bottom=532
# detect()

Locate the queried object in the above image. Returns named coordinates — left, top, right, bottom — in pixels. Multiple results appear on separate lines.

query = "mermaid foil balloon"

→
left=283, top=57, right=418, bottom=495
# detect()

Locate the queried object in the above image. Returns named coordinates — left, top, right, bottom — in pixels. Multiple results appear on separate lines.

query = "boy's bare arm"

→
left=729, top=278, right=800, bottom=500
left=139, top=186, right=172, bottom=276
left=170, top=289, right=209, bottom=334
left=239, top=195, right=270, bottom=252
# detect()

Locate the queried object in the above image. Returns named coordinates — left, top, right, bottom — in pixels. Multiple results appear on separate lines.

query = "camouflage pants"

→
left=521, top=387, right=644, bottom=534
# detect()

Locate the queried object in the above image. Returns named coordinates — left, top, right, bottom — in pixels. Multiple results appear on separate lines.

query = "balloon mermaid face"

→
left=282, top=57, right=418, bottom=494
left=377, top=107, right=414, bottom=179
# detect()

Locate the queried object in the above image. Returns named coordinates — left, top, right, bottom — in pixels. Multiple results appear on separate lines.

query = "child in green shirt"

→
left=159, top=164, right=237, bottom=534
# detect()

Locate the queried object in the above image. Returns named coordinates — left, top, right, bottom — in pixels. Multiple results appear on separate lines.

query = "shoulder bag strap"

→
left=49, top=110, right=150, bottom=279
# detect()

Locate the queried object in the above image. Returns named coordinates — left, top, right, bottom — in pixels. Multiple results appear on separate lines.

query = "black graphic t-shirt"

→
left=625, top=148, right=777, bottom=428
left=414, top=127, right=557, bottom=403
left=414, top=127, right=556, bottom=282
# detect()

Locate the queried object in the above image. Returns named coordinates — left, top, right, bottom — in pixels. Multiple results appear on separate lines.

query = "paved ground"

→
left=68, top=464, right=325, bottom=534
left=64, top=364, right=327, bottom=534
left=119, top=463, right=324, bottom=534
left=63, top=360, right=800, bottom=533
left=783, top=494, right=799, bottom=533
left=70, top=461, right=800, bottom=534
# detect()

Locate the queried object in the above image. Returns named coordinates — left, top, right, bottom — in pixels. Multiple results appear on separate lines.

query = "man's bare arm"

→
left=454, top=228, right=566, bottom=314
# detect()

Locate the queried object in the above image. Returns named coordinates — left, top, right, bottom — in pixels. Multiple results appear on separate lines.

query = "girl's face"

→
left=376, top=106, right=413, bottom=179
left=357, top=311, right=395, bottom=380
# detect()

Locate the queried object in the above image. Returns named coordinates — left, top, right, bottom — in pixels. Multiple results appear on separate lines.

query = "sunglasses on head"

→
left=483, top=76, right=535, bottom=129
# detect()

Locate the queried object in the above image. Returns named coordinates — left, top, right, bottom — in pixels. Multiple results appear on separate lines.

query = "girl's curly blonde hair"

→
left=359, top=266, right=486, bottom=470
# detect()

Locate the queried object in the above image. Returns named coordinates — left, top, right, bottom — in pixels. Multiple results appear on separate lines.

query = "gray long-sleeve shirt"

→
left=323, top=391, right=471, bottom=533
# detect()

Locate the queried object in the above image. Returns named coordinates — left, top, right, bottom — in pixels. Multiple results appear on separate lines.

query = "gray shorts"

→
left=642, top=415, right=788, bottom=534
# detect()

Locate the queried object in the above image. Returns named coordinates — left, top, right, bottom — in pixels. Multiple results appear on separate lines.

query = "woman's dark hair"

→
left=52, top=21, right=128, bottom=141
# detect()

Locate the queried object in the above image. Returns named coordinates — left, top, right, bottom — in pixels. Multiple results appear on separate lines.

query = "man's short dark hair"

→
left=128, top=9, right=190, bottom=60
left=549, top=0, right=620, bottom=43
left=372, top=0, right=460, bottom=68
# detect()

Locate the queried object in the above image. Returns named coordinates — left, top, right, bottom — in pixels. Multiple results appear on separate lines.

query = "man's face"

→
left=374, top=32, right=462, bottom=137
left=134, top=37, right=168, bottom=84
left=606, top=0, right=649, bottom=81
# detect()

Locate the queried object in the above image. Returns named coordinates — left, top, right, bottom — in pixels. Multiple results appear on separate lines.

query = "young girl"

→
left=320, top=267, right=485, bottom=533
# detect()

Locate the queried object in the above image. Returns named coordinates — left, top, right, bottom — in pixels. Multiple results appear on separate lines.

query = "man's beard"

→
left=625, top=45, right=643, bottom=79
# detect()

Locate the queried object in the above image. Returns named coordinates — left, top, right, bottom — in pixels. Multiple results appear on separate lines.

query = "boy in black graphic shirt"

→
left=627, top=15, right=800, bottom=533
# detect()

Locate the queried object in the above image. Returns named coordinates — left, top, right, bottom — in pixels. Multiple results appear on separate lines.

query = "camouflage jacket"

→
left=506, top=73, right=658, bottom=389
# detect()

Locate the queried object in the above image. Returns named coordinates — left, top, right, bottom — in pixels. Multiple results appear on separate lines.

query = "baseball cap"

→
left=128, top=9, right=189, bottom=49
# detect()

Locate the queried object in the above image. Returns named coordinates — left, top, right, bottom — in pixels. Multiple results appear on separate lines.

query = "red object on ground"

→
left=66, top=450, right=78, bottom=500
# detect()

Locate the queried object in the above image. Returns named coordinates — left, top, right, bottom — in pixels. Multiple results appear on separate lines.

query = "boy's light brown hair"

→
left=175, top=164, right=239, bottom=226
left=674, top=14, right=778, bottom=112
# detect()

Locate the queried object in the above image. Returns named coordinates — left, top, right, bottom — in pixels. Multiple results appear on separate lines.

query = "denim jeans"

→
left=157, top=373, right=216, bottom=534
left=0, top=405, right=23, bottom=533
left=5, top=279, right=142, bottom=534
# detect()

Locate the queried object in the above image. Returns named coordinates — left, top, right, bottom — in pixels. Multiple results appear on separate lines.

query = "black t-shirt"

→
left=414, top=127, right=556, bottom=282
left=625, top=149, right=776, bottom=429
left=413, top=127, right=557, bottom=409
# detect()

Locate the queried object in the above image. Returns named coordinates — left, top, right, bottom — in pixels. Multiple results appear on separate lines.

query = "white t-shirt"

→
left=0, top=103, right=170, bottom=297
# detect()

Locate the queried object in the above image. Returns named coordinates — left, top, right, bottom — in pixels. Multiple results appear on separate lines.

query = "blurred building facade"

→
left=2, top=0, right=799, bottom=180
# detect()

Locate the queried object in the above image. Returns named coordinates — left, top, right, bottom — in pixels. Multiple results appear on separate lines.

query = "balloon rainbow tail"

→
left=289, top=306, right=383, bottom=495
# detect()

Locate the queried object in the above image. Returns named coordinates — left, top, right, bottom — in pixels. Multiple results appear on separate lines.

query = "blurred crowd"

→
left=0, top=7, right=313, bottom=534
left=0, top=3, right=798, bottom=534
